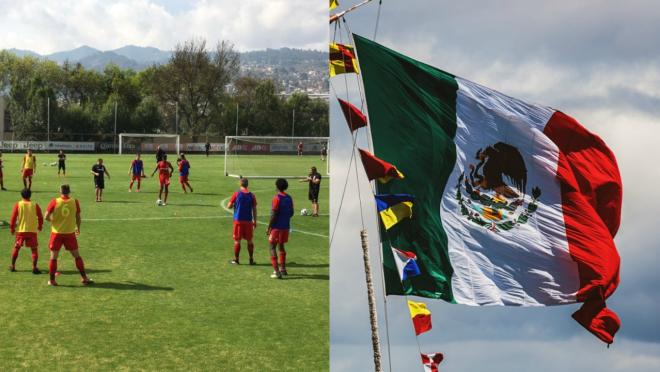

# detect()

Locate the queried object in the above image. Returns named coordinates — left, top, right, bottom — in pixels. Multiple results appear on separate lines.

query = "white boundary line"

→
left=86, top=215, right=233, bottom=222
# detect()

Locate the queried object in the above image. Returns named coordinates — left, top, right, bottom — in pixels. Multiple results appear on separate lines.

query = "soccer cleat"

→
left=128, top=188, right=132, bottom=192
left=32, top=268, right=42, bottom=275
left=230, top=259, right=240, bottom=265
left=249, top=259, right=256, bottom=266
left=280, top=269, right=288, bottom=276
left=1, top=187, right=6, bottom=191
left=270, top=271, right=283, bottom=279
left=8, top=265, right=16, bottom=272
left=162, top=202, right=167, bottom=206
left=81, top=277, right=94, bottom=285
left=48, top=280, right=58, bottom=286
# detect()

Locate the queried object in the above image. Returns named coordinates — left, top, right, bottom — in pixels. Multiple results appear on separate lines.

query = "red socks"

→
left=49, top=259, right=58, bottom=280
left=233, top=242, right=241, bottom=260
left=247, top=243, right=254, bottom=260
left=11, top=246, right=19, bottom=266
left=75, top=257, right=86, bottom=278
left=270, top=256, right=278, bottom=271
left=279, top=250, right=286, bottom=271
left=31, top=248, right=38, bottom=268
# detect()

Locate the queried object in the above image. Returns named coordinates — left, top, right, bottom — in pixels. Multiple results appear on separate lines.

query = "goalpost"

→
left=224, top=136, right=330, bottom=179
left=118, top=133, right=180, bottom=155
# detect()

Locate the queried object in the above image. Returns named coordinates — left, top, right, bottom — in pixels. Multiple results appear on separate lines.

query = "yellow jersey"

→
left=23, top=155, right=36, bottom=170
left=47, top=197, right=80, bottom=234
left=11, top=199, right=43, bottom=233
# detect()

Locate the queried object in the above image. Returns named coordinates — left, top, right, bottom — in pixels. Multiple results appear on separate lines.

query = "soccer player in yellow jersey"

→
left=9, top=188, right=43, bottom=273
left=44, top=184, right=92, bottom=286
left=20, top=148, right=37, bottom=190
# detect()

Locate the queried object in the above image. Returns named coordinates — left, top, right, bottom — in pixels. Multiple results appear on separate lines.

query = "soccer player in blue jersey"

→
left=177, top=153, right=193, bottom=193
left=267, top=178, right=294, bottom=279
left=128, top=153, right=145, bottom=192
left=227, top=178, right=257, bottom=265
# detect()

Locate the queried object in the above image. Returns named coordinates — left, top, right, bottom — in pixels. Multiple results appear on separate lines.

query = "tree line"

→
left=0, top=39, right=328, bottom=142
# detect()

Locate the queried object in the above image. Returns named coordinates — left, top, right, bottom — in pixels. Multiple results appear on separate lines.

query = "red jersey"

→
left=157, top=161, right=172, bottom=177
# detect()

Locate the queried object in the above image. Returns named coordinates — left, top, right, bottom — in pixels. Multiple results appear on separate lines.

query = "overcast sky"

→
left=0, top=0, right=326, bottom=53
left=330, top=1, right=660, bottom=371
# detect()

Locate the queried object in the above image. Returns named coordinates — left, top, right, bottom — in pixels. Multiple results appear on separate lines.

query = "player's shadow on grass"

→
left=98, top=200, right=142, bottom=204
left=57, top=269, right=112, bottom=275
left=60, top=281, right=174, bottom=291
left=252, top=262, right=328, bottom=269
left=283, top=273, right=329, bottom=281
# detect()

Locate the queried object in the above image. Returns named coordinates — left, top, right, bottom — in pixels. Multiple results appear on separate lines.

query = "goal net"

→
left=118, top=133, right=180, bottom=155
left=224, top=136, right=330, bottom=179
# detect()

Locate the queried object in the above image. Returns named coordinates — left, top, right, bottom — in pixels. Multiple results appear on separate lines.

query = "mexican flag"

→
left=353, top=34, right=622, bottom=344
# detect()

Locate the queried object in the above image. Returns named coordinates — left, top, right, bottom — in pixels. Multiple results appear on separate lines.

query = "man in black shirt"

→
left=91, top=158, right=110, bottom=202
left=156, top=145, right=165, bottom=163
left=205, top=142, right=211, bottom=157
left=57, top=150, right=66, bottom=176
left=300, top=166, right=322, bottom=217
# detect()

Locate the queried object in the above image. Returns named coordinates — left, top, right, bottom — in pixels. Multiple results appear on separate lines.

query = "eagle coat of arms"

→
left=455, top=142, right=542, bottom=232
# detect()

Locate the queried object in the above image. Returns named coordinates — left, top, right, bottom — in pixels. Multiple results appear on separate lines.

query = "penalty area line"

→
left=85, top=215, right=234, bottom=222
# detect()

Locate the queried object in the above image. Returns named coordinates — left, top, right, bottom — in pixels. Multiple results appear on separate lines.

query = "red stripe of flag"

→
left=543, top=110, right=622, bottom=344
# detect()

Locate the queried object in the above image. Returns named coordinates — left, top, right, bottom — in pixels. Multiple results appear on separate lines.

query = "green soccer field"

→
left=0, top=152, right=329, bottom=371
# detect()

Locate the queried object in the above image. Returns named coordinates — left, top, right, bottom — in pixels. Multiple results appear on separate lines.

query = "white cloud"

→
left=0, top=0, right=327, bottom=53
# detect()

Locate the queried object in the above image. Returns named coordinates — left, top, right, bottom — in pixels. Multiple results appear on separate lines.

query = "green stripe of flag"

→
left=353, top=34, right=458, bottom=301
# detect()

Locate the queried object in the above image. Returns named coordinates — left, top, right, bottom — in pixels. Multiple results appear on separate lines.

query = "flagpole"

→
left=360, top=229, right=383, bottom=372
left=330, top=0, right=373, bottom=24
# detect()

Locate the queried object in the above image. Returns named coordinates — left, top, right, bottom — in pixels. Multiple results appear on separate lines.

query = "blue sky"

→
left=330, top=1, right=660, bottom=371
left=0, top=0, right=326, bottom=53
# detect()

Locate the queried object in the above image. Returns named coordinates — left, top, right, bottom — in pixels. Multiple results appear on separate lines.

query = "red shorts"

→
left=49, top=233, right=78, bottom=251
left=159, top=174, right=170, bottom=186
left=15, top=232, right=38, bottom=248
left=233, top=221, right=254, bottom=241
left=179, top=175, right=188, bottom=183
left=131, top=174, right=142, bottom=181
left=269, top=229, right=289, bottom=244
left=22, top=169, right=33, bottom=178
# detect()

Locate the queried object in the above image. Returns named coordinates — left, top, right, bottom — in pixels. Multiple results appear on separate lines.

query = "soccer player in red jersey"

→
left=20, top=148, right=36, bottom=190
left=9, top=188, right=43, bottom=274
left=267, top=178, right=294, bottom=279
left=0, top=151, right=7, bottom=190
left=177, top=153, right=193, bottom=193
left=44, top=184, right=92, bottom=286
left=128, top=153, right=145, bottom=192
left=151, top=154, right=174, bottom=205
left=227, top=178, right=257, bottom=265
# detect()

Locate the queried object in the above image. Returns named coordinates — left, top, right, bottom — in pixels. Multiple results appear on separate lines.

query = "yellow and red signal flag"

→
left=358, top=148, right=404, bottom=183
left=330, top=42, right=359, bottom=77
left=408, top=300, right=432, bottom=335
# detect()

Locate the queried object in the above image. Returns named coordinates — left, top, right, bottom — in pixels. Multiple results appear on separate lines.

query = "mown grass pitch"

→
left=0, top=152, right=328, bottom=371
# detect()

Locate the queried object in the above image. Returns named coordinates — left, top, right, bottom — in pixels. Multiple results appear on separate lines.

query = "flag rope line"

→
left=331, top=17, right=387, bottom=371
left=342, top=15, right=393, bottom=372
left=373, top=0, right=383, bottom=41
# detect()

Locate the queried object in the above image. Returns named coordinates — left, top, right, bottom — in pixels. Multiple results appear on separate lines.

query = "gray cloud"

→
left=331, top=1, right=660, bottom=370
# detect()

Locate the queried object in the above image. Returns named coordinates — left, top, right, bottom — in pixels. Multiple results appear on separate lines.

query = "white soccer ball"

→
left=300, top=208, right=309, bottom=216
left=156, top=199, right=163, bottom=206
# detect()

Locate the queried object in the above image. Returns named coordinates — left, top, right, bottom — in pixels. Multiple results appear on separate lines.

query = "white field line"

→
left=86, top=215, right=233, bottom=222
left=220, top=195, right=328, bottom=239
